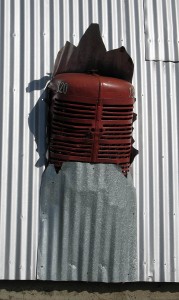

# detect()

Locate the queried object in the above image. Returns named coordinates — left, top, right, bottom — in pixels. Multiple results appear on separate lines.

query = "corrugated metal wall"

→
left=144, top=0, right=179, bottom=61
left=0, top=0, right=178, bottom=281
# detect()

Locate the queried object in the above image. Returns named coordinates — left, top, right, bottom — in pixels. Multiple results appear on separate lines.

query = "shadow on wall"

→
left=26, top=74, right=51, bottom=167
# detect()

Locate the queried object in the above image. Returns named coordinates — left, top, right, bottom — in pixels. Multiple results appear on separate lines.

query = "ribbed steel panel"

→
left=0, top=0, right=179, bottom=281
left=144, top=0, right=179, bottom=61
left=37, top=163, right=137, bottom=282
left=136, top=61, right=179, bottom=282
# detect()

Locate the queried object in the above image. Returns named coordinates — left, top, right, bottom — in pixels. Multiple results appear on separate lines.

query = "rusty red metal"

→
left=52, top=24, right=134, bottom=83
left=48, top=73, right=136, bottom=175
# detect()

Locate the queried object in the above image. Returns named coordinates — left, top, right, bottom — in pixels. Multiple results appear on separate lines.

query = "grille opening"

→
left=50, top=149, right=91, bottom=155
left=103, top=104, right=133, bottom=109
left=101, top=131, right=132, bottom=138
left=99, top=145, right=131, bottom=150
left=102, top=116, right=133, bottom=120
left=103, top=124, right=132, bottom=129
left=103, top=111, right=133, bottom=117
left=52, top=121, right=90, bottom=130
left=101, top=135, right=132, bottom=139
left=54, top=102, right=96, bottom=112
left=103, top=130, right=132, bottom=135
left=52, top=119, right=92, bottom=127
left=55, top=99, right=97, bottom=107
left=52, top=127, right=90, bottom=134
left=53, top=111, right=95, bottom=120
left=50, top=153, right=90, bottom=158
left=98, top=151, right=131, bottom=155
left=50, top=140, right=92, bottom=146
left=99, top=149, right=131, bottom=152
left=50, top=149, right=92, bottom=155
left=103, top=107, right=133, bottom=115
left=50, top=137, right=92, bottom=145
left=103, top=127, right=132, bottom=131
left=103, top=109, right=133, bottom=113
left=99, top=143, right=131, bottom=148
left=50, top=148, right=91, bottom=154
left=50, top=141, right=93, bottom=148
left=102, top=130, right=132, bottom=134
left=101, top=134, right=132, bottom=138
left=54, top=108, right=95, bottom=117
left=52, top=130, right=90, bottom=138
left=98, top=155, right=130, bottom=159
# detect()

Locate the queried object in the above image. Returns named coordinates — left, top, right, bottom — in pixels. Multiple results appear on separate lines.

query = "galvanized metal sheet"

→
left=144, top=0, right=179, bottom=61
left=0, top=0, right=179, bottom=281
left=37, top=163, right=137, bottom=282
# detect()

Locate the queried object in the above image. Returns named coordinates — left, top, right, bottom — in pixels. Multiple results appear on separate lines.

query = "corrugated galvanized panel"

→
left=37, top=163, right=137, bottom=282
left=0, top=0, right=179, bottom=281
left=144, top=0, right=179, bottom=61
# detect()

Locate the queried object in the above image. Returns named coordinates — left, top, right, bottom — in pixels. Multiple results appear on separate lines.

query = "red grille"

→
left=48, top=73, right=135, bottom=174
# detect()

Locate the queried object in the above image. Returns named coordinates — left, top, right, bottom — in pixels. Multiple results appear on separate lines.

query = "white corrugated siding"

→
left=144, top=0, right=179, bottom=61
left=0, top=0, right=178, bottom=281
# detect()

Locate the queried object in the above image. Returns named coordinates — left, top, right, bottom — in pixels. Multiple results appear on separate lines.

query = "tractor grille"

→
left=48, top=73, right=135, bottom=174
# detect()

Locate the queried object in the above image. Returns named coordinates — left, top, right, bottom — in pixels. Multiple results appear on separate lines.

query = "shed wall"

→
left=0, top=0, right=178, bottom=281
